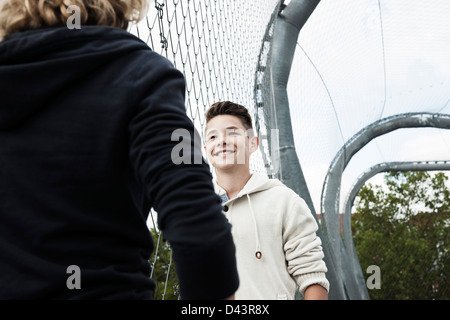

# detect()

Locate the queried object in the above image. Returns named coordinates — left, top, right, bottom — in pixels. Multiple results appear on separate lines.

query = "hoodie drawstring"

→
left=246, top=194, right=262, bottom=259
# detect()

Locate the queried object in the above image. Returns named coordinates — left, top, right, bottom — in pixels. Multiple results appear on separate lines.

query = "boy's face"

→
left=204, top=115, right=258, bottom=170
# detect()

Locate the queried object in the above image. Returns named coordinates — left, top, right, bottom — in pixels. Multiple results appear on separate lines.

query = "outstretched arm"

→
left=129, top=53, right=239, bottom=299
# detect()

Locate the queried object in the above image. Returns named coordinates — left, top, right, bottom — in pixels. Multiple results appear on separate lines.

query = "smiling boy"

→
left=204, top=101, right=329, bottom=300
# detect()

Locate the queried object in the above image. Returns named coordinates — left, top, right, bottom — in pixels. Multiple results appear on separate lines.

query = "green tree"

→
left=352, top=171, right=450, bottom=299
left=149, top=228, right=179, bottom=300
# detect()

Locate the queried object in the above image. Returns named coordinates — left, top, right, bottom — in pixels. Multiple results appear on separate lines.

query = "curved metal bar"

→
left=268, top=0, right=350, bottom=299
left=321, top=113, right=450, bottom=299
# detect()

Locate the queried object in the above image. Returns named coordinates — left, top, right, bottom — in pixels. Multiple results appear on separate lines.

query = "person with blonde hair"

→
left=0, top=1, right=238, bottom=299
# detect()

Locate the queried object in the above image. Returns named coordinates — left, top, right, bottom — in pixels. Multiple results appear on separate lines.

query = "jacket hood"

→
left=214, top=173, right=283, bottom=199
left=239, top=173, right=283, bottom=196
left=0, top=25, right=148, bottom=130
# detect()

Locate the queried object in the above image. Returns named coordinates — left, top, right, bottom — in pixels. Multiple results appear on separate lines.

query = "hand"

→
left=304, top=284, right=328, bottom=300
left=225, top=293, right=235, bottom=300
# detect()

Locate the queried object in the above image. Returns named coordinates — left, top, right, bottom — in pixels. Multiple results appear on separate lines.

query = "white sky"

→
left=287, top=0, right=450, bottom=213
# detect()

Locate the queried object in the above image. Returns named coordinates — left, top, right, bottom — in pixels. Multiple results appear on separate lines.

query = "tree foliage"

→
left=149, top=228, right=179, bottom=300
left=352, top=171, right=450, bottom=299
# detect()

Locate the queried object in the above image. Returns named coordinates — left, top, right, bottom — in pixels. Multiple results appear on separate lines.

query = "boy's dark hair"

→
left=206, top=101, right=253, bottom=131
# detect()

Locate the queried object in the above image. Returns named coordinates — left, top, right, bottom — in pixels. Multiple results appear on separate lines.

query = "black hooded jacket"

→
left=0, top=25, right=238, bottom=299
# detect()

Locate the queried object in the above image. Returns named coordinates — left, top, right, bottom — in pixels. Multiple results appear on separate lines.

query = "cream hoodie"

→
left=215, top=173, right=329, bottom=300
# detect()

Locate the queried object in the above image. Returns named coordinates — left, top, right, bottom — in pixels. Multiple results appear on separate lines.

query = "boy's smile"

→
left=214, top=149, right=236, bottom=156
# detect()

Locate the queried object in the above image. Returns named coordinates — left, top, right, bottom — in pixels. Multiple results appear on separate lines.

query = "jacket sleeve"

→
left=128, top=52, right=238, bottom=299
left=282, top=193, right=329, bottom=295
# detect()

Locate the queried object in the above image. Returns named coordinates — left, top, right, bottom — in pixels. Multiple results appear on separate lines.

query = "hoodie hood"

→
left=214, top=173, right=283, bottom=200
left=0, top=25, right=148, bottom=130
left=238, top=173, right=283, bottom=196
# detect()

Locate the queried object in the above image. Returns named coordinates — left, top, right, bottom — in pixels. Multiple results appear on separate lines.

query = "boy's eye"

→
left=208, top=135, right=216, bottom=140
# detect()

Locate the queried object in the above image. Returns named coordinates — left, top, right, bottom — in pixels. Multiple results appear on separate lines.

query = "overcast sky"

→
left=287, top=0, right=450, bottom=212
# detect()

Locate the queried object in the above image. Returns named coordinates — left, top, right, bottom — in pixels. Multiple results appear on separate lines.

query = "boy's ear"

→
left=249, top=136, right=259, bottom=153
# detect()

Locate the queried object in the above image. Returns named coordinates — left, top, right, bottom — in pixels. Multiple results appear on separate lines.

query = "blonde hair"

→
left=0, top=0, right=149, bottom=40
